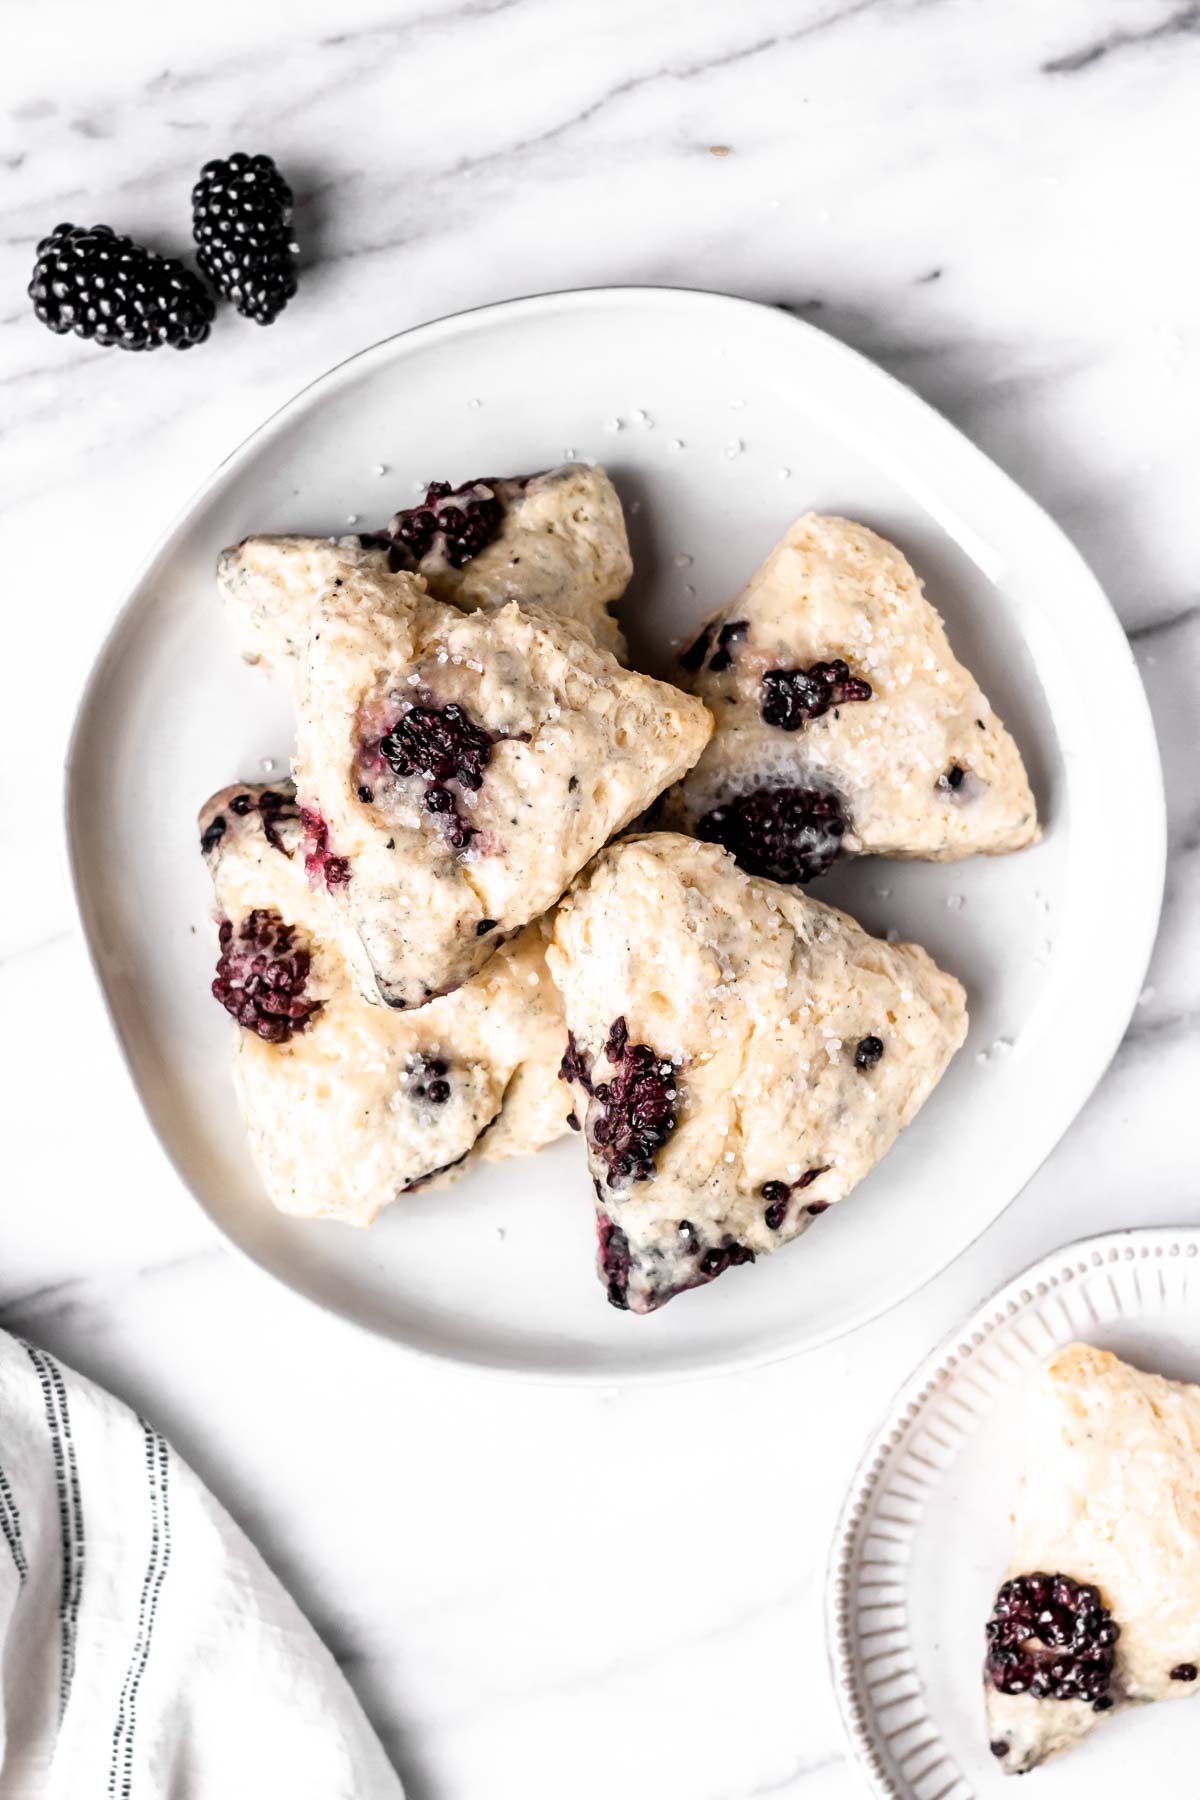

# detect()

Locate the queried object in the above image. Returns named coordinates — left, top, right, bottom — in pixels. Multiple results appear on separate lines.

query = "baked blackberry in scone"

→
left=217, top=462, right=631, bottom=669
left=662, top=514, right=1038, bottom=881
left=985, top=1343, right=1200, bottom=1775
left=293, top=568, right=712, bottom=1010
left=199, top=780, right=569, bottom=1224
left=547, top=833, right=966, bottom=1312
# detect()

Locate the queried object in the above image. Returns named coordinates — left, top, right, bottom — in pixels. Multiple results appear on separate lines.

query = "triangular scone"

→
left=217, top=462, right=631, bottom=669
left=984, top=1343, right=1200, bottom=1776
left=293, top=571, right=712, bottom=1009
left=547, top=833, right=966, bottom=1312
left=662, top=514, right=1038, bottom=881
left=199, top=781, right=570, bottom=1225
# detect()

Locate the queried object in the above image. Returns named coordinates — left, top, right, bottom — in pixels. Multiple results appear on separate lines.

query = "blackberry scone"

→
left=199, top=781, right=569, bottom=1224
left=985, top=1343, right=1200, bottom=1775
left=548, top=833, right=966, bottom=1312
left=662, top=514, right=1038, bottom=882
left=293, top=568, right=712, bottom=1009
left=217, top=462, right=632, bottom=668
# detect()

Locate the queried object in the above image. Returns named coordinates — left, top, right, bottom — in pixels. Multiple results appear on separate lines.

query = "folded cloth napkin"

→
left=0, top=1330, right=402, bottom=1799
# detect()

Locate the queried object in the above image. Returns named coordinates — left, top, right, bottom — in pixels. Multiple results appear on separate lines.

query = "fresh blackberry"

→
left=589, top=1020, right=679, bottom=1187
left=192, top=153, right=297, bottom=325
left=28, top=223, right=214, bottom=352
left=760, top=659, right=872, bottom=730
left=211, top=910, right=320, bottom=1043
left=379, top=702, right=497, bottom=851
left=385, top=480, right=505, bottom=569
left=697, top=785, right=848, bottom=884
left=985, top=1572, right=1119, bottom=1708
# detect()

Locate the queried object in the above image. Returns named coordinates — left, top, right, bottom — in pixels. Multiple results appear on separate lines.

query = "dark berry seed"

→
left=358, top=785, right=374, bottom=803
left=229, top=793, right=254, bottom=815
left=806, top=1200, right=829, bottom=1215
left=946, top=764, right=965, bottom=788
left=707, top=620, right=748, bottom=674
left=985, top=1572, right=1118, bottom=1707
left=760, top=659, right=871, bottom=731
left=427, top=1079, right=451, bottom=1104
left=605, top=1016, right=629, bottom=1063
left=192, top=153, right=297, bottom=325
left=211, top=909, right=320, bottom=1043
left=678, top=625, right=713, bottom=672
left=566, top=1111, right=581, bottom=1131
left=697, top=784, right=847, bottom=884
left=678, top=1219, right=695, bottom=1240
left=476, top=918, right=497, bottom=936
left=28, top=223, right=215, bottom=352
left=990, top=1742, right=1009, bottom=1759
left=200, top=815, right=227, bottom=854
left=854, top=1035, right=884, bottom=1070
left=1171, top=1663, right=1198, bottom=1682
left=384, top=479, right=504, bottom=570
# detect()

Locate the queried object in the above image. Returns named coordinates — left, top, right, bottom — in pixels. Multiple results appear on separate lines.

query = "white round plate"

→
left=66, top=287, right=1163, bottom=1380
left=828, top=1227, right=1200, bottom=1797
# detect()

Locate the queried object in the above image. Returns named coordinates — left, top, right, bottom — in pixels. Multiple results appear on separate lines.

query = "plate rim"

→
left=61, top=283, right=1167, bottom=1384
left=824, top=1222, right=1200, bottom=1796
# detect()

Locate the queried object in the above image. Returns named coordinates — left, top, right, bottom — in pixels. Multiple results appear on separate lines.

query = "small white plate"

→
left=66, top=287, right=1163, bottom=1380
left=828, top=1226, right=1200, bottom=1797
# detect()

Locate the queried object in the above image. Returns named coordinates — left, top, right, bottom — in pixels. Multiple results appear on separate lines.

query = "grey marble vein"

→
left=1043, top=0, right=1200, bottom=73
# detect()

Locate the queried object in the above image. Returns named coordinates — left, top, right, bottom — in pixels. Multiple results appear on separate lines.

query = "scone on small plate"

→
left=293, top=569, right=712, bottom=1010
left=984, top=1342, right=1200, bottom=1775
left=217, top=462, right=632, bottom=668
left=662, top=513, right=1038, bottom=881
left=199, top=780, right=570, bottom=1225
left=548, top=832, right=966, bottom=1312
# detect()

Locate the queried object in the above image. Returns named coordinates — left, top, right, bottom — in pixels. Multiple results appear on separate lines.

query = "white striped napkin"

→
left=0, top=1331, right=402, bottom=1799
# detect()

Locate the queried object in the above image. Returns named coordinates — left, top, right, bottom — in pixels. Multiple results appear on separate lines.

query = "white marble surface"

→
left=2, top=3, right=1199, bottom=1795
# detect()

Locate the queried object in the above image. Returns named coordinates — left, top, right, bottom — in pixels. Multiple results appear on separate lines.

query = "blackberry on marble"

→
left=29, top=223, right=214, bottom=351
left=192, top=152, right=297, bottom=324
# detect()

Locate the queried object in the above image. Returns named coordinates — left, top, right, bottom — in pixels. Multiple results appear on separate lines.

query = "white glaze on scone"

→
left=663, top=513, right=1038, bottom=868
left=216, top=462, right=631, bottom=668
left=986, top=1343, right=1200, bottom=1774
left=547, top=833, right=966, bottom=1312
left=294, top=572, right=713, bottom=1009
left=199, top=781, right=569, bottom=1225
